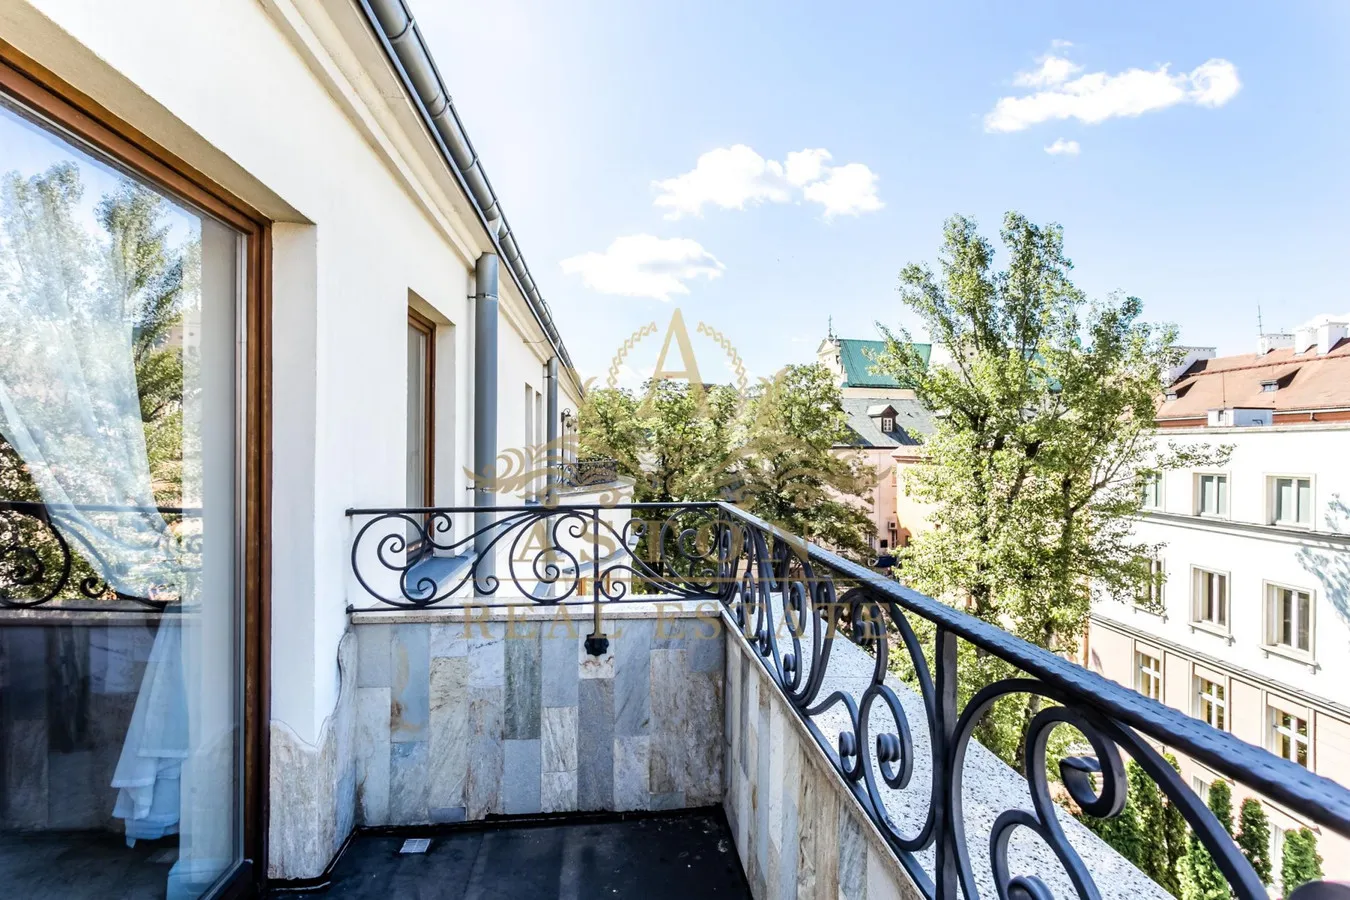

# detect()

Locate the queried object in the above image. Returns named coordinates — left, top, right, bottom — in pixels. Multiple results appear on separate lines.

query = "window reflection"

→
left=0, top=95, right=242, bottom=899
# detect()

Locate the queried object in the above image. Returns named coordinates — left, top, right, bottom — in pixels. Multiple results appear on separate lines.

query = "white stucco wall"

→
left=1092, top=423, right=1350, bottom=880
left=7, top=0, right=585, bottom=751
left=1099, top=424, right=1350, bottom=699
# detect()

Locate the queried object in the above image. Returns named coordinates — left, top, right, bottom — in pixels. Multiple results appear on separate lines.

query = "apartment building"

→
left=816, top=332, right=933, bottom=558
left=1090, top=317, right=1350, bottom=885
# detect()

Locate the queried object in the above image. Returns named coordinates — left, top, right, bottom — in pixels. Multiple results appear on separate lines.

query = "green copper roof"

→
left=836, top=339, right=931, bottom=388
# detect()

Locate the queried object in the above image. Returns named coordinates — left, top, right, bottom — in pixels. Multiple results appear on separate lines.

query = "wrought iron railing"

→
left=559, top=457, right=621, bottom=488
left=0, top=498, right=200, bottom=612
left=345, top=500, right=1350, bottom=899
left=346, top=502, right=723, bottom=609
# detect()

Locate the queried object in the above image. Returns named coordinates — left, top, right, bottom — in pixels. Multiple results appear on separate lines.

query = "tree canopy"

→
left=875, top=212, right=1183, bottom=651
left=577, top=363, right=876, bottom=556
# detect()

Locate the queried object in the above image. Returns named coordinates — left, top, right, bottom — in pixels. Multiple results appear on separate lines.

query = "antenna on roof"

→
left=1257, top=304, right=1264, bottom=335
left=828, top=315, right=835, bottom=341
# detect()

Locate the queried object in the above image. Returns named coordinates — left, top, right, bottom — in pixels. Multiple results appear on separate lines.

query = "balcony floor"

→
left=283, top=809, right=750, bottom=899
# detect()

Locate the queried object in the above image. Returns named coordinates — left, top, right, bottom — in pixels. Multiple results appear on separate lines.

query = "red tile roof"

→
left=1158, top=339, right=1350, bottom=422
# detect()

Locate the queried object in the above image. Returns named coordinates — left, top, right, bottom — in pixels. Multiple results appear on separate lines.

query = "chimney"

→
left=1316, top=321, right=1348, bottom=355
left=1167, top=346, right=1216, bottom=384
left=1258, top=333, right=1294, bottom=354
left=1295, top=326, right=1317, bottom=354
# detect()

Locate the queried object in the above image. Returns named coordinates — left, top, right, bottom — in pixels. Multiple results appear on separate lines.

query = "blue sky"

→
left=419, top=0, right=1350, bottom=382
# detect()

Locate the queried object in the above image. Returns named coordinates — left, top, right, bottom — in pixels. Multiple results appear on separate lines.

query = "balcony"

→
left=339, top=498, right=1350, bottom=900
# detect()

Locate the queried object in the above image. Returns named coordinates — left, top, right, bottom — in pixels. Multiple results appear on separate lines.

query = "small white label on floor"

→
left=400, top=838, right=431, bottom=855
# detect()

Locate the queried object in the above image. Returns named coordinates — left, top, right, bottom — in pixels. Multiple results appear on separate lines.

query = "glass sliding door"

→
left=0, top=85, right=246, bottom=899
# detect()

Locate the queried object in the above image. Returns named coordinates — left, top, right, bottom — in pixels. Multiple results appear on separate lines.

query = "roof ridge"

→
left=1182, top=347, right=1349, bottom=380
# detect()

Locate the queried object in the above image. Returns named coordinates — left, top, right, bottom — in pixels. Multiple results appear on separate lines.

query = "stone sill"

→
left=349, top=597, right=718, bottom=625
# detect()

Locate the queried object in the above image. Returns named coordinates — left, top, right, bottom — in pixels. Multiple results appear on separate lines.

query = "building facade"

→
left=1090, top=324, right=1350, bottom=887
left=0, top=0, right=582, bottom=894
left=816, top=334, right=933, bottom=558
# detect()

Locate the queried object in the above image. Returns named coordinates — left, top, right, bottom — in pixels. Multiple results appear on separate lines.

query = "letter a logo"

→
left=650, top=309, right=704, bottom=389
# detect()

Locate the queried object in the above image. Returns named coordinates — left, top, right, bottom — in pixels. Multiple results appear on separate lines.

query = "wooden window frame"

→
left=408, top=308, right=437, bottom=507
left=0, top=44, right=272, bottom=899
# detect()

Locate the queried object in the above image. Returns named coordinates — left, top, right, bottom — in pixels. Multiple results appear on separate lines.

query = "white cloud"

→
left=653, top=145, right=882, bottom=219
left=560, top=234, right=725, bottom=301
left=801, top=163, right=884, bottom=218
left=784, top=148, right=831, bottom=186
left=1044, top=138, right=1081, bottom=156
left=651, top=145, right=790, bottom=218
left=986, top=55, right=1241, bottom=133
left=1014, top=54, right=1083, bottom=88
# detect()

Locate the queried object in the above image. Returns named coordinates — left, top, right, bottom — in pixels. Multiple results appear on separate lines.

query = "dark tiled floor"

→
left=0, top=830, right=178, bottom=899
left=283, top=809, right=750, bottom=900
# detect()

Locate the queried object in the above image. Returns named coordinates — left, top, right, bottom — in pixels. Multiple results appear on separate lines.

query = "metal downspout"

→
left=473, top=254, right=499, bottom=596
left=545, top=357, right=559, bottom=501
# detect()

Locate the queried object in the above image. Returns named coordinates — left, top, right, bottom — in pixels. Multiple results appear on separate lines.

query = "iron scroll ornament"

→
left=713, top=502, right=1338, bottom=900
left=0, top=499, right=197, bottom=611
left=346, top=502, right=729, bottom=609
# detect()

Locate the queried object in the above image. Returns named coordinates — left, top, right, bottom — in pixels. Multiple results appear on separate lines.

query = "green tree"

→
left=576, top=380, right=738, bottom=503
left=874, top=212, right=1207, bottom=759
left=1235, top=799, right=1272, bottom=886
left=733, top=364, right=876, bottom=557
left=1161, top=754, right=1190, bottom=898
left=1281, top=828, right=1322, bottom=895
left=1081, top=762, right=1145, bottom=871
left=1080, top=758, right=1186, bottom=891
left=577, top=386, right=643, bottom=481
left=1129, top=761, right=1172, bottom=887
left=96, top=180, right=191, bottom=503
left=1183, top=779, right=1233, bottom=900
left=577, top=366, right=878, bottom=556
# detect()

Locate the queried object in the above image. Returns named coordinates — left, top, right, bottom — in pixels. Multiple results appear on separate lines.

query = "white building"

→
left=1090, top=322, right=1350, bottom=885
left=0, top=0, right=584, bottom=893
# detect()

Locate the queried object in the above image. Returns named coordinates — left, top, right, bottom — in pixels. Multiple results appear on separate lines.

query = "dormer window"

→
left=1165, top=390, right=1179, bottom=401
left=1261, top=380, right=1279, bottom=393
left=881, top=416, right=895, bottom=432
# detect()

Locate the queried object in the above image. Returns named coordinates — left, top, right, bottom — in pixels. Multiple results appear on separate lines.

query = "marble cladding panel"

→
left=353, top=613, right=724, bottom=826
left=269, top=630, right=358, bottom=881
left=722, top=635, right=921, bottom=900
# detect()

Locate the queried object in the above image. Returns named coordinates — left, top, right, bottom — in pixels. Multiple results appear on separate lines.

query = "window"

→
left=1270, top=476, right=1312, bottom=526
left=1192, top=775, right=1211, bottom=804
left=881, top=416, right=895, bottom=432
left=1265, top=584, right=1313, bottom=655
left=1136, top=651, right=1162, bottom=700
left=1140, top=472, right=1163, bottom=509
left=1196, top=473, right=1228, bottom=516
left=407, top=310, right=435, bottom=509
left=1261, top=380, right=1279, bottom=393
left=1270, top=824, right=1285, bottom=879
left=1196, top=676, right=1226, bottom=730
left=1192, top=568, right=1228, bottom=630
left=1270, top=707, right=1310, bottom=767
left=1138, top=557, right=1166, bottom=608
left=0, top=84, right=254, bottom=896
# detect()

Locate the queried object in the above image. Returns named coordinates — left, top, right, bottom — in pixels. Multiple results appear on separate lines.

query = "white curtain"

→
left=0, top=177, right=189, bottom=855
